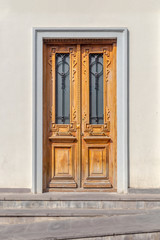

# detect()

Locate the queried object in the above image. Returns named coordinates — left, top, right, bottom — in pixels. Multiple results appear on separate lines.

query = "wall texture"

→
left=0, top=0, right=160, bottom=188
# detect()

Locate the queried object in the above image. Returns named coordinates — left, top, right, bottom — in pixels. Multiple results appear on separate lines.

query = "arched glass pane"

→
left=89, top=54, right=103, bottom=124
left=56, top=53, right=70, bottom=124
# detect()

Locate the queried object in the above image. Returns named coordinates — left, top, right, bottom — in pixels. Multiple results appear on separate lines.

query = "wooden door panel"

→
left=54, top=146, right=73, bottom=177
left=88, top=147, right=107, bottom=177
left=49, top=144, right=77, bottom=188
left=82, top=45, right=112, bottom=135
left=82, top=44, right=116, bottom=189
left=83, top=144, right=112, bottom=188
left=44, top=44, right=79, bottom=189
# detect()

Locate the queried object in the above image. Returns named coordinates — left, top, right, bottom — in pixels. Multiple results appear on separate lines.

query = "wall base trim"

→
left=0, top=188, right=31, bottom=193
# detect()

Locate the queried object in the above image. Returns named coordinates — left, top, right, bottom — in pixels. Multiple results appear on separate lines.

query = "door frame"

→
left=32, top=28, right=129, bottom=194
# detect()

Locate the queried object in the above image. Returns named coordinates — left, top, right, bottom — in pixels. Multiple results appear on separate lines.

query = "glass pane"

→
left=56, top=53, right=70, bottom=124
left=89, top=54, right=103, bottom=124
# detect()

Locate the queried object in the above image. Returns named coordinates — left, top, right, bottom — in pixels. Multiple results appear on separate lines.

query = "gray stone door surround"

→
left=32, top=28, right=129, bottom=193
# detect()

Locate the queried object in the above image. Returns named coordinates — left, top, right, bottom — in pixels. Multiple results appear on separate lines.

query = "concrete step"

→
left=0, top=208, right=150, bottom=217
left=0, top=208, right=152, bottom=224
left=0, top=209, right=160, bottom=239
left=1, top=192, right=160, bottom=210
left=1, top=193, right=160, bottom=239
left=1, top=192, right=160, bottom=200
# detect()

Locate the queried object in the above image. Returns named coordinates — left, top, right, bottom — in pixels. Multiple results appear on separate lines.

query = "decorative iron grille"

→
left=89, top=54, right=103, bottom=124
left=56, top=53, right=70, bottom=124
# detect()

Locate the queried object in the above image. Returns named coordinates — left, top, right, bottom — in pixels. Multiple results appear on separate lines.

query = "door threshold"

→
left=46, top=188, right=116, bottom=193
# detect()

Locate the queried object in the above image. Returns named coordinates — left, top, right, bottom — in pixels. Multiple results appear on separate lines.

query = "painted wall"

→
left=0, top=0, right=160, bottom=188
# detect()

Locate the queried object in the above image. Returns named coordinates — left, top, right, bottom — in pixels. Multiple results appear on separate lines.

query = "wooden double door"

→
left=43, top=40, right=117, bottom=191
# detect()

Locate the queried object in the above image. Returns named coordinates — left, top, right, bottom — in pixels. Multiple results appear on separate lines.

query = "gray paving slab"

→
left=0, top=210, right=160, bottom=239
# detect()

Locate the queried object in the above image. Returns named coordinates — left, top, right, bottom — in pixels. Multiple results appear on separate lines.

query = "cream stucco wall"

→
left=0, top=0, right=160, bottom=189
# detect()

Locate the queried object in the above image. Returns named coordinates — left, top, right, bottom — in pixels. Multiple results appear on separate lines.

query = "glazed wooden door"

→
left=43, top=40, right=116, bottom=191
left=43, top=44, right=80, bottom=189
left=81, top=45, right=117, bottom=188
